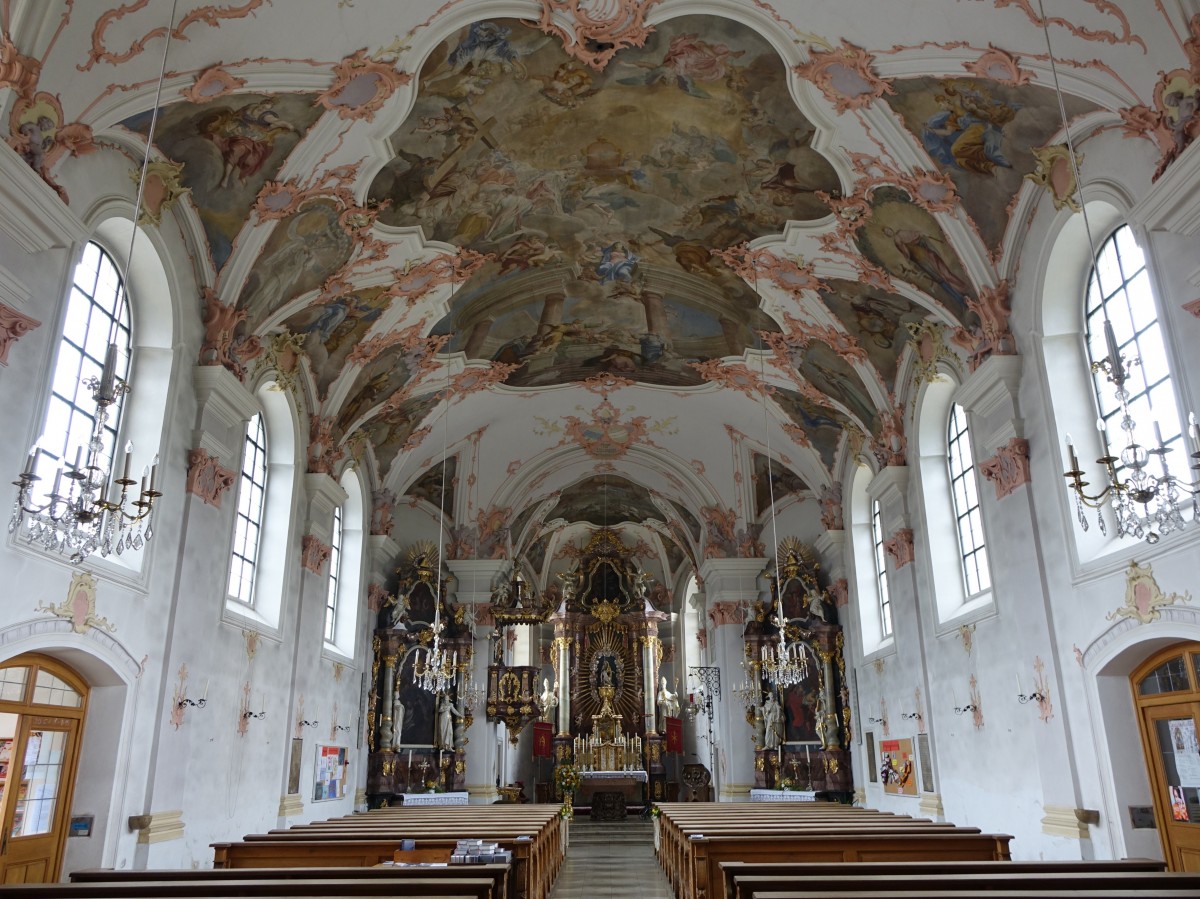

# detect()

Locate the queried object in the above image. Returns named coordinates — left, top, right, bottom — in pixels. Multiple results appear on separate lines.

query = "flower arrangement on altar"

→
left=555, top=763, right=580, bottom=796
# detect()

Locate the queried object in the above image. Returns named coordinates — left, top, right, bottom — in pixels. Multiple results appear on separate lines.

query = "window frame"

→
left=227, top=412, right=269, bottom=607
left=946, top=402, right=991, bottom=600
left=871, top=499, right=892, bottom=639
left=324, top=504, right=343, bottom=643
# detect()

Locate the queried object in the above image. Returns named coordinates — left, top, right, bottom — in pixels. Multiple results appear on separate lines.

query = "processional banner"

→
left=665, top=716, right=683, bottom=754
left=533, top=721, right=554, bottom=758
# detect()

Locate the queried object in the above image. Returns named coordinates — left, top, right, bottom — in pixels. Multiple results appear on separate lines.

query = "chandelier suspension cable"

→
left=752, top=259, right=806, bottom=689
left=1041, top=0, right=1200, bottom=542
left=105, top=0, right=180, bottom=356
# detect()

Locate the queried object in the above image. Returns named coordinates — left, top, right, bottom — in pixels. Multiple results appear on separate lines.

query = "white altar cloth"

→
left=749, top=788, right=817, bottom=802
left=401, top=791, right=469, bottom=805
left=581, top=769, right=648, bottom=782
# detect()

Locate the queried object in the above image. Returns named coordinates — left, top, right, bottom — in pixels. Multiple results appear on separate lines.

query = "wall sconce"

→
left=953, top=703, right=978, bottom=716
left=242, top=708, right=266, bottom=721
left=868, top=715, right=887, bottom=727
left=177, top=696, right=207, bottom=709
left=333, top=724, right=351, bottom=733
left=1017, top=690, right=1046, bottom=705
left=298, top=719, right=319, bottom=728
left=901, top=711, right=921, bottom=723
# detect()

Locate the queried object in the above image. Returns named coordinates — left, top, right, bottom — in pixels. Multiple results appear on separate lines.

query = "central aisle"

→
left=550, top=819, right=673, bottom=899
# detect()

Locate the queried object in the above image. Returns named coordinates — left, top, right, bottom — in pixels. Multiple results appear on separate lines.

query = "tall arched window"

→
left=33, top=242, right=131, bottom=500
left=324, top=505, right=343, bottom=642
left=947, top=403, right=990, bottom=596
left=1086, top=225, right=1182, bottom=465
left=871, top=500, right=892, bottom=638
left=228, top=413, right=268, bottom=605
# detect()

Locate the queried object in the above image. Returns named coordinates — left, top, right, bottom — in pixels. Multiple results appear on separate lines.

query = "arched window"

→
left=947, top=403, right=990, bottom=597
left=871, top=500, right=892, bottom=638
left=32, top=242, right=131, bottom=501
left=1086, top=225, right=1183, bottom=469
left=224, top=385, right=298, bottom=630
left=324, top=505, right=343, bottom=643
left=228, top=413, right=268, bottom=605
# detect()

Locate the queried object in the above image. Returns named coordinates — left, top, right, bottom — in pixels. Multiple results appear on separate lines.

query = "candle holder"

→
left=241, top=708, right=266, bottom=720
left=176, top=697, right=206, bottom=709
left=297, top=719, right=319, bottom=728
left=953, top=703, right=978, bottom=715
left=1017, top=691, right=1046, bottom=705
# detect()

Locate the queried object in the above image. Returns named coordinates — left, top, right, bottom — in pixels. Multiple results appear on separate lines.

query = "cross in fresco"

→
left=428, top=103, right=501, bottom=189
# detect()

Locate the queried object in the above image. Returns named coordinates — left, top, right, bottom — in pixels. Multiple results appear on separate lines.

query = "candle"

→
left=100, top=342, right=118, bottom=399
left=122, top=441, right=133, bottom=482
left=1064, top=434, right=1078, bottom=471
left=1103, top=318, right=1121, bottom=367
left=73, top=446, right=82, bottom=472
left=51, top=466, right=63, bottom=497
left=1016, top=672, right=1022, bottom=695
left=23, top=445, right=39, bottom=476
left=1154, top=420, right=1165, bottom=448
left=805, top=745, right=810, bottom=765
left=1190, top=412, right=1198, bottom=442
left=202, top=678, right=209, bottom=700
left=408, top=749, right=413, bottom=769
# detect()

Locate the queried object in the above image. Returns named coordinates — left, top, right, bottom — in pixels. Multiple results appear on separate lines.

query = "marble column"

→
left=641, top=289, right=669, bottom=339
left=445, top=559, right=507, bottom=804
left=464, top=318, right=494, bottom=358
left=698, top=557, right=766, bottom=801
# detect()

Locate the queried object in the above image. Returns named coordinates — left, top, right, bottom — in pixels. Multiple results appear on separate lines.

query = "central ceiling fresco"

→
left=370, top=16, right=838, bottom=387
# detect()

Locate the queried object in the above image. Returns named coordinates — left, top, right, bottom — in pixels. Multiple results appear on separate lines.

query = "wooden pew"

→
left=71, top=863, right=510, bottom=899
left=212, top=806, right=562, bottom=899
left=3, top=877, right=494, bottom=897
left=652, top=803, right=1013, bottom=899
left=719, top=859, right=1167, bottom=899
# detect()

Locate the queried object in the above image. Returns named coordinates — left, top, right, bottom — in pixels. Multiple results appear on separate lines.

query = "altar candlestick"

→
left=408, top=749, right=413, bottom=769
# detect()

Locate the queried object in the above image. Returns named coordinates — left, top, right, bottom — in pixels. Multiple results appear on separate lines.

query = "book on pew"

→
left=450, top=838, right=513, bottom=864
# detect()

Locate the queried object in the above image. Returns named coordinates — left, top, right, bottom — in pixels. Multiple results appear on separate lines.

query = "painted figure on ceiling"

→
left=882, top=225, right=970, bottom=309
left=198, top=99, right=297, bottom=189
left=921, top=81, right=1017, bottom=176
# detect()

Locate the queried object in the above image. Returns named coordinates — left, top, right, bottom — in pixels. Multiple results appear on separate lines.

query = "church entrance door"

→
left=1133, top=642, right=1200, bottom=871
left=0, top=654, right=88, bottom=884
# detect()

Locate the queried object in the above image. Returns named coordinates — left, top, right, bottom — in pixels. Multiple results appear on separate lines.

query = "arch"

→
left=325, top=466, right=365, bottom=658
left=1079, top=609, right=1200, bottom=861
left=0, top=621, right=141, bottom=872
left=913, top=372, right=993, bottom=624
left=224, top=380, right=299, bottom=631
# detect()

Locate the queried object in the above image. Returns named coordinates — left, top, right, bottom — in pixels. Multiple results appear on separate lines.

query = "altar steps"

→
left=568, top=820, right=655, bottom=847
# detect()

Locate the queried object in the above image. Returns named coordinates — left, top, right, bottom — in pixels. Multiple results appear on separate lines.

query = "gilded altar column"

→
left=639, top=610, right=668, bottom=734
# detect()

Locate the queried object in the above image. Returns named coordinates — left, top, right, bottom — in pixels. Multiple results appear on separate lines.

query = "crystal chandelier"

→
left=1039, top=3, right=1200, bottom=544
left=9, top=2, right=177, bottom=565
left=760, top=625, right=809, bottom=690
left=11, top=384, right=160, bottom=563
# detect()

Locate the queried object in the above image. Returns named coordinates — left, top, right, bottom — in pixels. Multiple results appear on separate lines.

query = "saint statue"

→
left=761, top=692, right=784, bottom=751
left=391, top=689, right=405, bottom=749
left=657, top=676, right=680, bottom=720
left=539, top=677, right=559, bottom=723
left=436, top=694, right=459, bottom=750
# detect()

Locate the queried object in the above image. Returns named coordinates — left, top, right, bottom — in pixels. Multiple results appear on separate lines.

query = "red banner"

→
left=533, top=721, right=553, bottom=758
left=665, top=716, right=683, bottom=754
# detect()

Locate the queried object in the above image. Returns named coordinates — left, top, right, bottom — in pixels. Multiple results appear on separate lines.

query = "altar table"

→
left=579, top=770, right=647, bottom=807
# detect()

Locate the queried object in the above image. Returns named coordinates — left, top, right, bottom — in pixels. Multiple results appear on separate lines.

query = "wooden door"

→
left=1133, top=643, right=1200, bottom=871
left=0, top=655, right=87, bottom=884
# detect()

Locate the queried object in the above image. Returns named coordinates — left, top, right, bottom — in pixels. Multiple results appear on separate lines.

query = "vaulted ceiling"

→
left=4, top=0, right=1189, bottom=584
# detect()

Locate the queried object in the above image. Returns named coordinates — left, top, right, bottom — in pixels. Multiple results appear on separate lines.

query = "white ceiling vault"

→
left=2, top=0, right=1192, bottom=585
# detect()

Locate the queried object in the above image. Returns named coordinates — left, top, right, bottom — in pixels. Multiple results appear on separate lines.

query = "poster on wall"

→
left=879, top=738, right=918, bottom=796
left=1168, top=718, right=1200, bottom=787
left=313, top=744, right=348, bottom=802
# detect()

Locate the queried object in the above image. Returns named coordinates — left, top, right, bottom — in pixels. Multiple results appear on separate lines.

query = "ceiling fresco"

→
left=753, top=452, right=808, bottom=520
left=372, top=14, right=838, bottom=388
left=884, top=78, right=1098, bottom=250
left=545, top=475, right=662, bottom=528
left=5, top=0, right=1189, bottom=594
left=123, top=94, right=323, bottom=270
